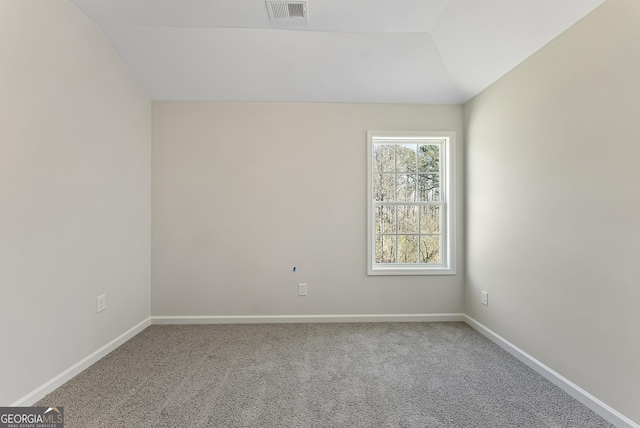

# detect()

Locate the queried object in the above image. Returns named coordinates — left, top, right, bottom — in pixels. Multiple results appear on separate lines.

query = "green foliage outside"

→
left=373, top=144, right=441, bottom=264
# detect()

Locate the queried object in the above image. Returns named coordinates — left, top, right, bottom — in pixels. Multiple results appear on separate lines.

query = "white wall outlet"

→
left=298, top=283, right=307, bottom=296
left=481, top=290, right=488, bottom=306
left=97, top=294, right=106, bottom=312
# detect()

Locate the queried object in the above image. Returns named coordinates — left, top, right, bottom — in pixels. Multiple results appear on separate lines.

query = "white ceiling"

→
left=71, top=0, right=606, bottom=104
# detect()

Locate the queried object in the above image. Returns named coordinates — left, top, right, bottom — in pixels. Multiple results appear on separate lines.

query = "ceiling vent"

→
left=266, top=1, right=308, bottom=20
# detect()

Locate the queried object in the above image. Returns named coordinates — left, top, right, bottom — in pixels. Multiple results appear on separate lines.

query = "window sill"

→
left=368, top=265, right=456, bottom=276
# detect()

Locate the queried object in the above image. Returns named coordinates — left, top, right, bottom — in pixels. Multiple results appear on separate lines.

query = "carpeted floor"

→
left=37, top=322, right=614, bottom=427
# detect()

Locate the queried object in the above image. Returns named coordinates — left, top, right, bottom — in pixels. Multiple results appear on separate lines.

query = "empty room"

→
left=1, top=0, right=638, bottom=427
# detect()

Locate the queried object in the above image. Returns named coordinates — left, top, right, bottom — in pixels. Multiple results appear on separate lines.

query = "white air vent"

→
left=266, top=1, right=308, bottom=20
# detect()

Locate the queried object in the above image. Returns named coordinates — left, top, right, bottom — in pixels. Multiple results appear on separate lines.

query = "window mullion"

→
left=394, top=145, right=398, bottom=263
left=418, top=201, right=422, bottom=263
left=373, top=201, right=443, bottom=206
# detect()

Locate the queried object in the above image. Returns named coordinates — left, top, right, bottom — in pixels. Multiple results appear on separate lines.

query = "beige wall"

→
left=464, top=0, right=640, bottom=423
left=152, top=102, right=464, bottom=316
left=0, top=1, right=151, bottom=405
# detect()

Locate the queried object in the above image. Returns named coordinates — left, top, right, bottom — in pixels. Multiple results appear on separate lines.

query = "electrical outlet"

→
left=97, top=294, right=106, bottom=312
left=481, top=290, right=488, bottom=306
left=298, top=283, right=307, bottom=296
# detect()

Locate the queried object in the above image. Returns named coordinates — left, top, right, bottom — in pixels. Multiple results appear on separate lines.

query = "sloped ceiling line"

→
left=71, top=0, right=606, bottom=103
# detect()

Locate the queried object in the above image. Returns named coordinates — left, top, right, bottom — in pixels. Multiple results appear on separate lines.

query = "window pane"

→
left=418, top=173, right=440, bottom=202
left=397, top=205, right=418, bottom=234
left=420, top=206, right=440, bottom=234
left=398, top=235, right=418, bottom=263
left=373, top=173, right=394, bottom=201
left=396, top=144, right=417, bottom=172
left=418, top=144, right=440, bottom=173
left=373, top=144, right=395, bottom=173
left=420, top=235, right=441, bottom=264
left=375, top=205, right=396, bottom=234
left=376, top=235, right=396, bottom=263
left=396, top=174, right=417, bottom=201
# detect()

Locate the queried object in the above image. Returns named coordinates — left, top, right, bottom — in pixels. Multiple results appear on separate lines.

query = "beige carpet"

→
left=37, top=322, right=613, bottom=427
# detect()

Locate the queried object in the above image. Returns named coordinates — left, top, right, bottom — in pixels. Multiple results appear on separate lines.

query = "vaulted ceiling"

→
left=71, top=0, right=605, bottom=103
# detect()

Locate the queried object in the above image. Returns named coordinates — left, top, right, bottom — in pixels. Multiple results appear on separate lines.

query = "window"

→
left=367, top=131, right=456, bottom=275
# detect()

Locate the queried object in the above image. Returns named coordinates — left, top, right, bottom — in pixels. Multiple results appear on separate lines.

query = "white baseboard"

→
left=152, top=313, right=466, bottom=324
left=11, top=317, right=152, bottom=407
left=464, top=315, right=638, bottom=428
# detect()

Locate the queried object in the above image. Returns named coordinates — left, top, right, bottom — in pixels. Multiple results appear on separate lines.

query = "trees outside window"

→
left=367, top=132, right=456, bottom=276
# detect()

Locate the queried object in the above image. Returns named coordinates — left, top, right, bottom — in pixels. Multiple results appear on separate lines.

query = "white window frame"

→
left=367, top=131, right=456, bottom=276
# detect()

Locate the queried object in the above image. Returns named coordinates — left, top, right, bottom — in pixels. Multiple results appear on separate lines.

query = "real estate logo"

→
left=0, top=407, right=64, bottom=428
